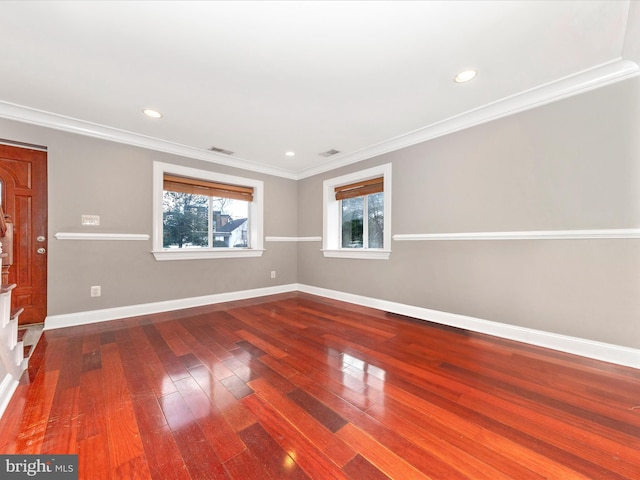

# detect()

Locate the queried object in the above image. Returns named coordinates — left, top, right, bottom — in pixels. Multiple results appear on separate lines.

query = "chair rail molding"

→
left=393, top=228, right=640, bottom=242
left=265, top=236, right=322, bottom=242
left=54, top=232, right=150, bottom=241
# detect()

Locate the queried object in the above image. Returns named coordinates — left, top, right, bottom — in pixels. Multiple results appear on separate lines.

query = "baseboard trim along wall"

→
left=295, top=284, right=639, bottom=369
left=44, top=283, right=639, bottom=369
left=44, top=284, right=299, bottom=331
left=0, top=373, right=19, bottom=420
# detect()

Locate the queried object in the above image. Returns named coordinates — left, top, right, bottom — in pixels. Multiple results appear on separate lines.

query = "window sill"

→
left=152, top=249, right=265, bottom=261
left=321, top=249, right=391, bottom=260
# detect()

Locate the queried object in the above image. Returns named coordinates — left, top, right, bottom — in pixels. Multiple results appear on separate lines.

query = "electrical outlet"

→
left=270, top=271, right=276, bottom=279
left=90, top=285, right=101, bottom=297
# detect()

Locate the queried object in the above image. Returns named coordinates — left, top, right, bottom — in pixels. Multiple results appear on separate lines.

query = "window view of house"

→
left=162, top=178, right=250, bottom=249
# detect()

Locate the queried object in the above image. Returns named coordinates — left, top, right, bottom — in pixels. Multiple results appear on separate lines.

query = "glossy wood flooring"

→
left=1, top=292, right=639, bottom=479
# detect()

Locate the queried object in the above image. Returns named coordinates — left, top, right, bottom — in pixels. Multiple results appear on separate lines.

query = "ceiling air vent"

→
left=318, top=149, right=341, bottom=157
left=209, top=146, right=234, bottom=156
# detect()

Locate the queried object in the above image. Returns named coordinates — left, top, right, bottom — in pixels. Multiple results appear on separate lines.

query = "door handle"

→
left=37, top=247, right=46, bottom=255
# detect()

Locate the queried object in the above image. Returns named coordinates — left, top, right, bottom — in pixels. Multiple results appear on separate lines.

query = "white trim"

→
left=54, top=232, right=150, bottom=241
left=393, top=229, right=640, bottom=241
left=0, top=373, right=19, bottom=420
left=44, top=284, right=298, bottom=330
left=152, top=161, right=264, bottom=260
left=323, top=163, right=392, bottom=258
left=265, top=236, right=322, bottom=242
left=0, top=139, right=47, bottom=152
left=297, top=284, right=640, bottom=369
left=297, top=59, right=640, bottom=179
left=321, top=249, right=391, bottom=260
left=0, top=61, right=636, bottom=181
left=0, top=100, right=298, bottom=179
left=152, top=248, right=264, bottom=261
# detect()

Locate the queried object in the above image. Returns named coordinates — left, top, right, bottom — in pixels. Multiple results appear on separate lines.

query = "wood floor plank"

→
left=236, top=329, right=286, bottom=356
left=237, top=422, right=312, bottom=480
left=122, top=324, right=178, bottom=397
left=456, top=386, right=640, bottom=476
left=365, top=398, right=544, bottom=480
left=173, top=375, right=246, bottom=462
left=222, top=448, right=273, bottom=479
left=77, top=434, right=111, bottom=480
left=140, top=425, right=190, bottom=480
left=249, top=377, right=356, bottom=468
left=101, top=342, right=146, bottom=470
left=336, top=423, right=433, bottom=480
left=41, top=385, right=80, bottom=454
left=14, top=369, right=59, bottom=454
left=342, top=454, right=391, bottom=480
left=258, top=352, right=301, bottom=379
left=242, top=393, right=350, bottom=480
left=188, top=363, right=258, bottom=432
left=2, top=292, right=638, bottom=479
left=0, top=387, right=27, bottom=453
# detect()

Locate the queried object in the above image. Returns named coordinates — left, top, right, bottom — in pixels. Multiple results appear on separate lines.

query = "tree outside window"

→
left=162, top=192, right=249, bottom=249
left=341, top=192, right=384, bottom=249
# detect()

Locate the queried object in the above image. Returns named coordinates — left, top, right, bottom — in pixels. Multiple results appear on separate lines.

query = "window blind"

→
left=164, top=174, right=254, bottom=202
left=334, top=177, right=383, bottom=200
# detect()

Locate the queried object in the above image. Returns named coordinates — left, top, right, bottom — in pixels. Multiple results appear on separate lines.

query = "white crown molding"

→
left=44, top=283, right=298, bottom=330
left=297, top=284, right=640, bottom=369
left=0, top=60, right=637, bottom=181
left=0, top=101, right=298, bottom=180
left=296, top=59, right=640, bottom=179
left=393, top=228, right=640, bottom=242
left=54, top=232, right=150, bottom=241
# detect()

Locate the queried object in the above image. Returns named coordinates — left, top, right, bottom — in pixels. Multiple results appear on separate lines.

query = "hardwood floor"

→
left=0, top=292, right=638, bottom=479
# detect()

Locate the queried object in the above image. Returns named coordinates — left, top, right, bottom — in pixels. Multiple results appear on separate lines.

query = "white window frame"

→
left=322, top=163, right=392, bottom=260
left=152, top=161, right=264, bottom=261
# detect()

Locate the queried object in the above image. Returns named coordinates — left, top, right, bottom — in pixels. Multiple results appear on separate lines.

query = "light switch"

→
left=82, top=215, right=100, bottom=226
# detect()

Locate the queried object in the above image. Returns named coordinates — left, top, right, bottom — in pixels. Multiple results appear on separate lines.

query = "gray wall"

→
left=297, top=77, right=640, bottom=349
left=0, top=119, right=298, bottom=316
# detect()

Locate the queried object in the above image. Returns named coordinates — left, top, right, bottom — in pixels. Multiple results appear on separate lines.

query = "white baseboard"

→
left=44, top=284, right=299, bottom=330
left=0, top=373, right=19, bottom=420
left=296, top=284, right=640, bottom=369
left=43, top=282, right=639, bottom=369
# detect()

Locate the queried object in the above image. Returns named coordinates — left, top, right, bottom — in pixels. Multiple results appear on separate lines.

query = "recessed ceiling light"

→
left=285, top=151, right=295, bottom=157
left=143, top=108, right=163, bottom=118
left=454, top=70, right=477, bottom=83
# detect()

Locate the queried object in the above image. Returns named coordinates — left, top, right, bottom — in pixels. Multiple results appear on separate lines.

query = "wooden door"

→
left=0, top=144, right=47, bottom=325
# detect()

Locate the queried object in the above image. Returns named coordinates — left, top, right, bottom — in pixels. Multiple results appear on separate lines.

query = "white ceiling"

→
left=0, top=1, right=638, bottom=179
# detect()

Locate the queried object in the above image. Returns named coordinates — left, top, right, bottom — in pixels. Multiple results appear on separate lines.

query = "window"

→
left=153, top=162, right=263, bottom=260
left=323, top=163, right=391, bottom=259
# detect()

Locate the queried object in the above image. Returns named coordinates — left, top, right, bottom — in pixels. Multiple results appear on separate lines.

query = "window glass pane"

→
left=212, top=197, right=249, bottom=248
left=367, top=192, right=384, bottom=248
left=341, top=196, right=364, bottom=248
left=163, top=191, right=209, bottom=248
